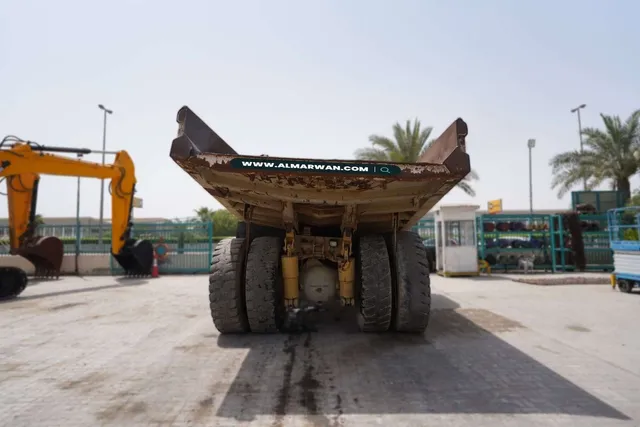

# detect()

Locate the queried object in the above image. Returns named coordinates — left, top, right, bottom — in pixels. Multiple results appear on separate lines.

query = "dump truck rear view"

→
left=169, top=106, right=471, bottom=334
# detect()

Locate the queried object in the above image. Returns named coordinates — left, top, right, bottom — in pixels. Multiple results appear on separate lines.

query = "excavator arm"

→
left=0, top=139, right=153, bottom=285
left=4, top=172, right=64, bottom=279
left=5, top=172, right=39, bottom=250
left=1, top=142, right=139, bottom=255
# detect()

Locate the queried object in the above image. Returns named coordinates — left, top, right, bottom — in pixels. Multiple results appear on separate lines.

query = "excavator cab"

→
left=5, top=174, right=64, bottom=279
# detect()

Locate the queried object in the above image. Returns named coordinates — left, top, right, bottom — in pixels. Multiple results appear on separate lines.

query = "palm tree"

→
left=628, top=189, right=640, bottom=207
left=194, top=207, right=215, bottom=223
left=354, top=118, right=479, bottom=196
left=549, top=109, right=640, bottom=201
left=34, top=214, right=44, bottom=226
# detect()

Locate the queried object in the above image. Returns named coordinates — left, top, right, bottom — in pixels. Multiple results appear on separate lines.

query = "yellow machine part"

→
left=0, top=141, right=154, bottom=276
left=282, top=255, right=299, bottom=307
left=338, top=257, right=355, bottom=306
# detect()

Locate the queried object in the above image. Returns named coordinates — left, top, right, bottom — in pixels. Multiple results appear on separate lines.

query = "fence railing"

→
left=1, top=214, right=617, bottom=275
left=0, top=220, right=215, bottom=274
left=412, top=213, right=615, bottom=273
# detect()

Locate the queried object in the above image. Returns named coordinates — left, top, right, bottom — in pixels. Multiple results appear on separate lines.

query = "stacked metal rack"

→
left=552, top=212, right=613, bottom=272
left=477, top=214, right=559, bottom=272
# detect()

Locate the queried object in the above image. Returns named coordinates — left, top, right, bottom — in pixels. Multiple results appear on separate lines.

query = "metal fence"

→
left=412, top=219, right=435, bottom=245
left=0, top=220, right=215, bottom=274
left=1, top=214, right=616, bottom=274
left=412, top=213, right=614, bottom=273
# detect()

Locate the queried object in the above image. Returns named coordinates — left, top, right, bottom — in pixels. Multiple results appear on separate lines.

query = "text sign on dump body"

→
left=229, top=158, right=402, bottom=175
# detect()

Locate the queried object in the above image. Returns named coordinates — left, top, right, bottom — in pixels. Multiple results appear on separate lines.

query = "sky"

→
left=1, top=0, right=639, bottom=221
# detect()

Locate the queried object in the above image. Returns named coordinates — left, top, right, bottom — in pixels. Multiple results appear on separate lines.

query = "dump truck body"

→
left=170, top=106, right=471, bottom=334
left=170, top=108, right=470, bottom=233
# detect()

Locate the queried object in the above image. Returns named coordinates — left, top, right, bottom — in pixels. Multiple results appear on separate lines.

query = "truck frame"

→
left=169, top=106, right=471, bottom=334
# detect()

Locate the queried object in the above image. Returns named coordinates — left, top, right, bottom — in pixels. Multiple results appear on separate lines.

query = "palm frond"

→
left=550, top=109, right=640, bottom=198
left=368, top=135, right=397, bottom=153
left=465, top=169, right=480, bottom=181
left=354, top=147, right=389, bottom=161
left=456, top=180, right=476, bottom=197
left=355, top=119, right=479, bottom=195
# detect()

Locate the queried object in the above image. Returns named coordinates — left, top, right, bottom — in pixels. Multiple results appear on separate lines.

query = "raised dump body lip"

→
left=170, top=106, right=471, bottom=233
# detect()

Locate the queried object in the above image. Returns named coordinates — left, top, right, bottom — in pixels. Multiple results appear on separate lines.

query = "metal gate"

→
left=110, top=221, right=214, bottom=274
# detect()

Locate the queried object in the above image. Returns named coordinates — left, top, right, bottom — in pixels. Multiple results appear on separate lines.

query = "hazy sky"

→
left=2, top=0, right=639, bottom=220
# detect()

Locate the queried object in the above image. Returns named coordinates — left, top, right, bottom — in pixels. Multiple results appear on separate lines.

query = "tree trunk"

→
left=616, top=178, right=631, bottom=204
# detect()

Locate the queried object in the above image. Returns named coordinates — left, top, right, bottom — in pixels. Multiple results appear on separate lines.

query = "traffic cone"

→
left=151, top=253, right=159, bottom=278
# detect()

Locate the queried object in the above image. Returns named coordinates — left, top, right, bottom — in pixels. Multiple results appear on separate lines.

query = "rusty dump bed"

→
left=169, top=106, right=471, bottom=234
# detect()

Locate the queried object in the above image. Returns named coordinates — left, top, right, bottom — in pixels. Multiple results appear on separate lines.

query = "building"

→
left=420, top=208, right=567, bottom=220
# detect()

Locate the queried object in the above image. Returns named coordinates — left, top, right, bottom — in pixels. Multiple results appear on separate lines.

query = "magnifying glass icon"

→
left=380, top=167, right=390, bottom=173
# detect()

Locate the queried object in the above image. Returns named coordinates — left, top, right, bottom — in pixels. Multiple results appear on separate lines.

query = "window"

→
left=444, top=220, right=476, bottom=247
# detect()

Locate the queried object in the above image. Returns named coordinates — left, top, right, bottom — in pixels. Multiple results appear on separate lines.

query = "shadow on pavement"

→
left=213, top=293, right=629, bottom=423
left=4, top=277, right=149, bottom=302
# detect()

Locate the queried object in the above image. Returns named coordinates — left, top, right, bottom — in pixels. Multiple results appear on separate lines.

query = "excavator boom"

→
left=5, top=173, right=64, bottom=278
left=0, top=138, right=154, bottom=299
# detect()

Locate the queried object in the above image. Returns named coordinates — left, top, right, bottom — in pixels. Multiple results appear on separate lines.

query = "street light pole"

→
left=97, top=104, right=113, bottom=250
left=570, top=103, right=587, bottom=190
left=75, top=153, right=83, bottom=275
left=528, top=138, right=536, bottom=216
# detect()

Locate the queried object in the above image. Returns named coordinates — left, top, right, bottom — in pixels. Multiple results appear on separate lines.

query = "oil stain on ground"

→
left=273, top=335, right=297, bottom=423
left=58, top=371, right=110, bottom=393
left=191, top=396, right=215, bottom=423
left=566, top=324, right=591, bottom=332
left=427, top=308, right=524, bottom=339
left=48, top=302, right=87, bottom=311
left=272, top=332, right=341, bottom=427
left=95, top=397, right=148, bottom=422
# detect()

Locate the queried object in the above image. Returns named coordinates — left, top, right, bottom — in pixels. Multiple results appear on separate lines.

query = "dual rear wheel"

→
left=209, top=232, right=431, bottom=334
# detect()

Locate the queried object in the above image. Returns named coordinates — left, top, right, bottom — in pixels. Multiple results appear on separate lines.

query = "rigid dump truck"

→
left=169, top=106, right=471, bottom=334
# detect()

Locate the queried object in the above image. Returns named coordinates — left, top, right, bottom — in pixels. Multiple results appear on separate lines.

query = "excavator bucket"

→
left=15, top=236, right=64, bottom=279
left=112, top=238, right=154, bottom=276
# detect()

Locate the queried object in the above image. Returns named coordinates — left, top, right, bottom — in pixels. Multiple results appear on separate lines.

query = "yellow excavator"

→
left=0, top=136, right=154, bottom=300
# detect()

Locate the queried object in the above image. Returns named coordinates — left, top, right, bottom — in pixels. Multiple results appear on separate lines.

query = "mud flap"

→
left=112, top=239, right=154, bottom=276
left=15, top=236, right=64, bottom=278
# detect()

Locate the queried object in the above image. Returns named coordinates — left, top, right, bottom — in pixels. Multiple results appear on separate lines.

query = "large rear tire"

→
left=209, top=238, right=250, bottom=334
left=245, top=236, right=284, bottom=333
left=389, top=231, right=431, bottom=333
left=236, top=222, right=285, bottom=243
left=356, top=234, right=393, bottom=332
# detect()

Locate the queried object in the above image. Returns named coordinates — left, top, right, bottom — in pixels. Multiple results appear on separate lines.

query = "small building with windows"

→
left=433, top=204, right=480, bottom=277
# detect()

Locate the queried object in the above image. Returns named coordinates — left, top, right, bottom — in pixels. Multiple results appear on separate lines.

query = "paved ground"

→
left=1, top=275, right=639, bottom=427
